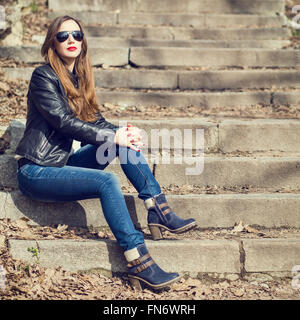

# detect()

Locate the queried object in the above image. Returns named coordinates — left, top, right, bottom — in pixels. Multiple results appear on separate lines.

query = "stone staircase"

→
left=1, top=0, right=300, bottom=283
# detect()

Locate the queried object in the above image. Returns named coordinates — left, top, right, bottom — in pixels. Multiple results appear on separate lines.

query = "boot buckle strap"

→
left=158, top=202, right=168, bottom=209
left=158, top=202, right=172, bottom=215
left=134, top=259, right=154, bottom=274
left=162, top=207, right=172, bottom=215
left=127, top=253, right=151, bottom=268
left=128, top=259, right=141, bottom=267
left=145, top=199, right=172, bottom=215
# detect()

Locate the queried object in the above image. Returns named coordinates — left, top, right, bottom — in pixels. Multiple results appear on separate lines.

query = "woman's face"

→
left=54, top=19, right=82, bottom=67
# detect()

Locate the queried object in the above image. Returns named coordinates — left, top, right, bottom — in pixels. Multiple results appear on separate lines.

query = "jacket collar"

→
left=68, top=66, right=78, bottom=87
left=45, top=63, right=78, bottom=88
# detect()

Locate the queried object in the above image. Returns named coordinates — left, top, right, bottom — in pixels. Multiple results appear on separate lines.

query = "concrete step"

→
left=2, top=152, right=300, bottom=189
left=30, top=36, right=290, bottom=49
left=48, top=0, right=285, bottom=15
left=5, top=118, right=300, bottom=156
left=95, top=89, right=272, bottom=108
left=48, top=11, right=287, bottom=28
left=8, top=238, right=241, bottom=277
left=153, top=156, right=300, bottom=189
left=4, top=118, right=218, bottom=153
left=5, top=67, right=300, bottom=90
left=271, top=91, right=300, bottom=106
left=129, top=48, right=300, bottom=68
left=84, top=26, right=290, bottom=41
left=1, top=190, right=300, bottom=229
left=8, top=237, right=300, bottom=278
left=2, top=47, right=300, bottom=68
left=0, top=153, right=132, bottom=189
left=0, top=46, right=129, bottom=66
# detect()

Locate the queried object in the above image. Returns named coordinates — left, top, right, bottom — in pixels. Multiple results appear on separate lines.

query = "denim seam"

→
left=18, top=166, right=116, bottom=187
left=127, top=151, right=165, bottom=217
left=128, top=152, right=165, bottom=218
left=127, top=150, right=159, bottom=201
left=100, top=177, right=143, bottom=250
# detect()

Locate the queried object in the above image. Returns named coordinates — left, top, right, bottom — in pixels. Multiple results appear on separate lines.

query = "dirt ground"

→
left=1, top=0, right=300, bottom=301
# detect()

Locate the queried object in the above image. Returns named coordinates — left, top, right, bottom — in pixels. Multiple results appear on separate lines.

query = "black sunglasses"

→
left=56, top=30, right=84, bottom=43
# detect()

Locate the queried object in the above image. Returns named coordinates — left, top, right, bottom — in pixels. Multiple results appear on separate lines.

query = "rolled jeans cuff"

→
left=124, top=247, right=141, bottom=262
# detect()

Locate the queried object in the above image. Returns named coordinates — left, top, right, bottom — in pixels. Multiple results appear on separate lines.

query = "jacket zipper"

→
left=40, top=130, right=55, bottom=153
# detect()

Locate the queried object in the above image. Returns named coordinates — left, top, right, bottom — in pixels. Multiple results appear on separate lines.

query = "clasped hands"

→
left=113, top=124, right=145, bottom=152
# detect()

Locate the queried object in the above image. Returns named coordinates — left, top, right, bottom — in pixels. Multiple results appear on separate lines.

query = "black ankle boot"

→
left=145, top=193, right=197, bottom=240
left=125, top=243, right=180, bottom=290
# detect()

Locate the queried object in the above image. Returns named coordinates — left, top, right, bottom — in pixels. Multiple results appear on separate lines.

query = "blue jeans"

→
left=17, top=144, right=162, bottom=252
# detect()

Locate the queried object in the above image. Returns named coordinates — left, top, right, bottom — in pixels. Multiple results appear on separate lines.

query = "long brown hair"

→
left=41, top=15, right=99, bottom=122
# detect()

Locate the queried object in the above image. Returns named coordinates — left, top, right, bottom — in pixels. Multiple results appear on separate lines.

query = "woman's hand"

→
left=113, top=124, right=145, bottom=152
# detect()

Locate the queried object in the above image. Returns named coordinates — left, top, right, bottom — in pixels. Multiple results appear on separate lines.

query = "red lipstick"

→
left=67, top=47, right=77, bottom=51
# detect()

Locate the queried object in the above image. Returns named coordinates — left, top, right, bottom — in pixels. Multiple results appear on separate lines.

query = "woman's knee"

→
left=95, top=171, right=121, bottom=196
left=102, top=171, right=120, bottom=187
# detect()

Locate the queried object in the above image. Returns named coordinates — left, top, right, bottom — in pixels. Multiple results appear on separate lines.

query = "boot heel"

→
left=129, top=276, right=143, bottom=291
left=148, top=225, right=163, bottom=240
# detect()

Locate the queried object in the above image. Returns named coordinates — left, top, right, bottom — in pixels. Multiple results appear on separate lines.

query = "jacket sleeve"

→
left=28, top=67, right=118, bottom=146
left=80, top=112, right=120, bottom=148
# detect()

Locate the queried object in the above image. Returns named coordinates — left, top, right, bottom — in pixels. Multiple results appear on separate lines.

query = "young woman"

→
left=15, top=15, right=196, bottom=290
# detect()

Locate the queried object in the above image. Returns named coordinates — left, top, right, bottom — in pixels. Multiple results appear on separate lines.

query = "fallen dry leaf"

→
left=0, top=81, right=10, bottom=91
left=231, top=288, right=245, bottom=297
left=231, top=221, right=245, bottom=233
left=56, top=224, right=68, bottom=232
left=14, top=217, right=30, bottom=229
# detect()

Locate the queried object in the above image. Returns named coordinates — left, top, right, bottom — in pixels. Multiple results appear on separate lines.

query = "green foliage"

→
left=30, top=0, right=39, bottom=13
left=292, top=29, right=300, bottom=37
left=27, top=246, right=40, bottom=264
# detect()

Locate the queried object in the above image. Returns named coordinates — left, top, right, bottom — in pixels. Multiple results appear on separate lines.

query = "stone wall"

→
left=0, top=0, right=32, bottom=46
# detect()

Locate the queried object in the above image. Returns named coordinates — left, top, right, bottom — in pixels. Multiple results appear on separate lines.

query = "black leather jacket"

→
left=15, top=63, right=119, bottom=167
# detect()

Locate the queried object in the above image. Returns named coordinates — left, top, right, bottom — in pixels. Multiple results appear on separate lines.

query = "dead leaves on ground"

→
left=0, top=218, right=113, bottom=242
left=231, top=221, right=265, bottom=237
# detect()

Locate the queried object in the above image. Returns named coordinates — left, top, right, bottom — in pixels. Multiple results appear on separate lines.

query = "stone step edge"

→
left=3, top=47, right=300, bottom=67
left=4, top=117, right=300, bottom=125
left=8, top=238, right=300, bottom=279
left=4, top=66, right=300, bottom=75
left=48, top=11, right=287, bottom=27
left=95, top=88, right=300, bottom=93
left=3, top=153, right=300, bottom=189
left=23, top=37, right=292, bottom=49
left=94, top=89, right=297, bottom=108
left=83, top=26, right=290, bottom=41
left=5, top=118, right=300, bottom=156
left=2, top=190, right=300, bottom=229
left=40, top=24, right=291, bottom=31
left=84, top=25, right=290, bottom=32
left=47, top=0, right=286, bottom=15
left=4, top=67, right=300, bottom=89
left=3, top=151, right=300, bottom=163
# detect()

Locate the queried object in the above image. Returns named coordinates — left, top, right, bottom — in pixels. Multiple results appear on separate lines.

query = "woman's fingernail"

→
left=137, top=149, right=140, bottom=152
left=126, top=128, right=128, bottom=131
